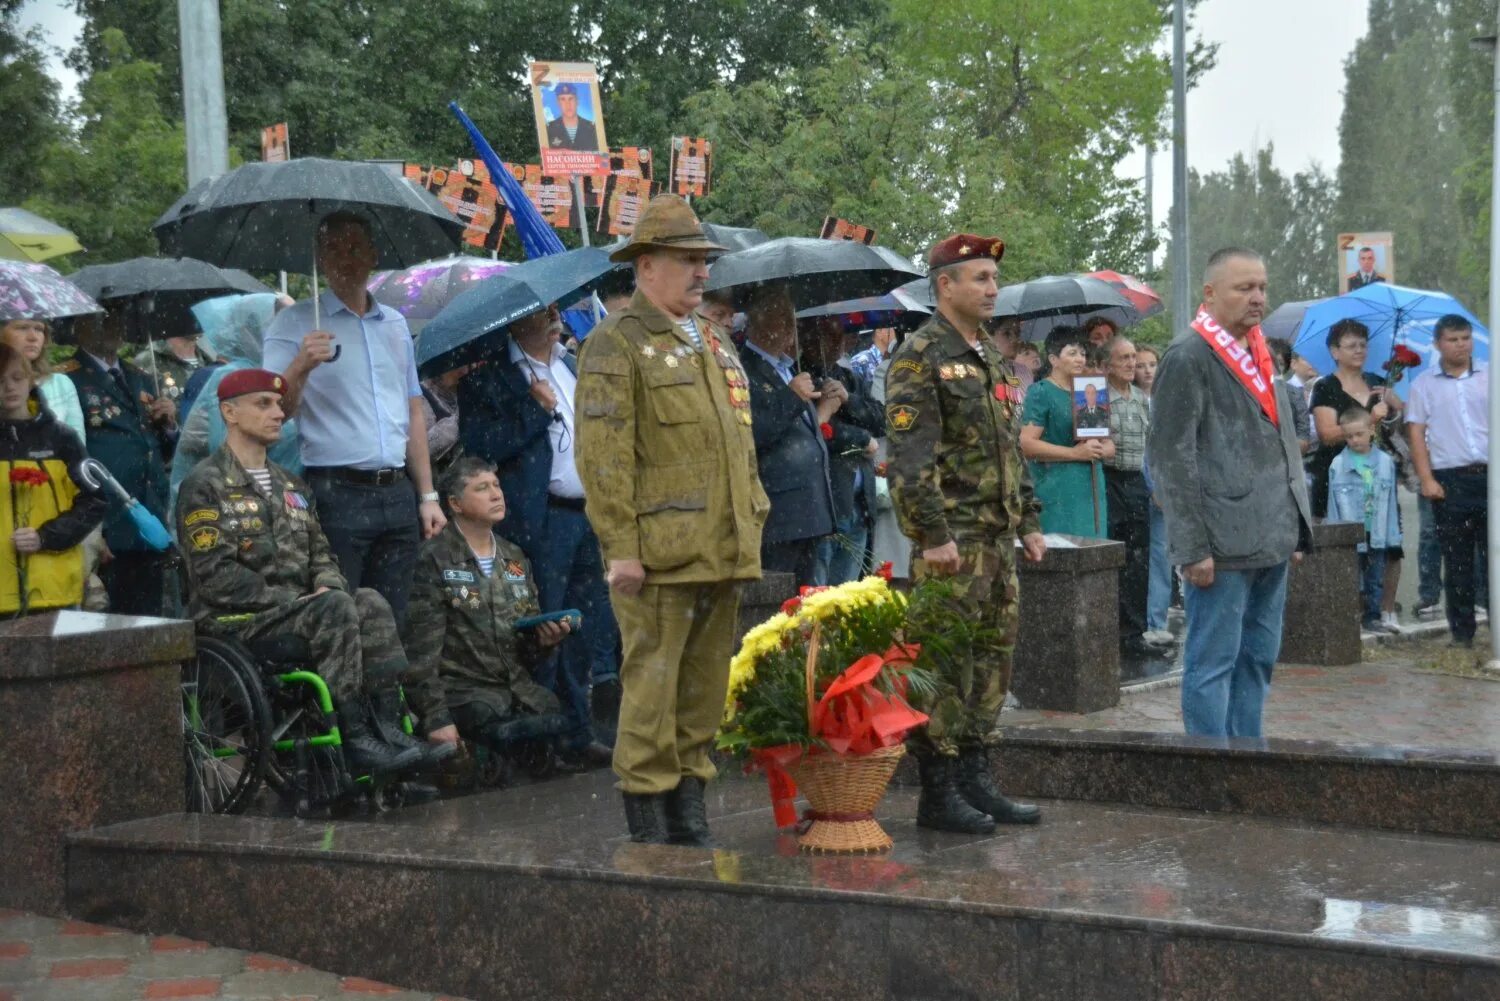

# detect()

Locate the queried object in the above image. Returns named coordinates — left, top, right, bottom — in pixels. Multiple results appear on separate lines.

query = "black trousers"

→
left=761, top=537, right=821, bottom=590
left=1433, top=466, right=1489, bottom=643
left=1104, top=467, right=1150, bottom=644
left=100, top=550, right=170, bottom=617
left=305, top=471, right=421, bottom=624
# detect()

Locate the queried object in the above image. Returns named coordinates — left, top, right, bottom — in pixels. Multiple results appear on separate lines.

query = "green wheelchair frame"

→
left=181, top=614, right=417, bottom=817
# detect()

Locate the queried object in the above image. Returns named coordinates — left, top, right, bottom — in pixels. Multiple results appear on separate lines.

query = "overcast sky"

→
left=18, top=0, right=1369, bottom=229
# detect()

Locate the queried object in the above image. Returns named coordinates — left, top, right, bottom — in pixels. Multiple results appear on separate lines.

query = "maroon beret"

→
left=217, top=368, right=286, bottom=402
left=928, top=233, right=1006, bottom=272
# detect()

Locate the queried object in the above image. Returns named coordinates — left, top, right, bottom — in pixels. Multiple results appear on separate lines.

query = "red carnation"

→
left=1383, top=344, right=1423, bottom=384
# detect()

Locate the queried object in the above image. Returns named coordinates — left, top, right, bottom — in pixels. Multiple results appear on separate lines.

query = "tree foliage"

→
left=0, top=4, right=63, bottom=204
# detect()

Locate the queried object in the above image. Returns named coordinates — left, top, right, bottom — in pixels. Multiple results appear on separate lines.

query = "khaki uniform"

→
left=884, top=311, right=1042, bottom=755
left=178, top=445, right=407, bottom=701
left=401, top=521, right=561, bottom=734
left=576, top=289, right=769, bottom=794
left=133, top=343, right=212, bottom=405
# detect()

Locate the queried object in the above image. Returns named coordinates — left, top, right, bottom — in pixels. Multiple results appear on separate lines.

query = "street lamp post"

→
left=1486, top=11, right=1500, bottom=669
left=178, top=0, right=229, bottom=185
left=1170, top=0, right=1190, bottom=333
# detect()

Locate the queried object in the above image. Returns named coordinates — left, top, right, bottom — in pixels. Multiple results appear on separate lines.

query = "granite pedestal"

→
left=736, top=571, right=795, bottom=643
left=1280, top=521, right=1363, bottom=665
left=1013, top=535, right=1125, bottom=713
left=0, top=610, right=192, bottom=915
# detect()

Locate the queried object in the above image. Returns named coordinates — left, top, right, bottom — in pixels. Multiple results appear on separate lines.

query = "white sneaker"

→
left=1381, top=612, right=1405, bottom=635
left=1142, top=629, right=1175, bottom=646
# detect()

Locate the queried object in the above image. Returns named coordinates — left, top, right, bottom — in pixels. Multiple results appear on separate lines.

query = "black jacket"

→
left=740, top=344, right=835, bottom=546
left=804, top=357, right=883, bottom=526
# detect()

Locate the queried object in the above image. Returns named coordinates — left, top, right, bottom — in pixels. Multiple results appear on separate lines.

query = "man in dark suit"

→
left=65, top=309, right=175, bottom=616
left=1346, top=246, right=1388, bottom=291
left=740, top=284, right=838, bottom=587
left=801, top=318, right=883, bottom=584
left=544, top=83, right=600, bottom=152
left=458, top=303, right=615, bottom=764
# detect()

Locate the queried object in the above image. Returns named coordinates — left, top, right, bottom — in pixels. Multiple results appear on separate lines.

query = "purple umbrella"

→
left=368, top=255, right=512, bottom=333
left=0, top=260, right=102, bottom=321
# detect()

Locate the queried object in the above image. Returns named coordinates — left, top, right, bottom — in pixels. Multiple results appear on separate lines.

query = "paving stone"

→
left=142, top=975, right=223, bottom=998
left=30, top=932, right=147, bottom=960
left=129, top=946, right=246, bottom=979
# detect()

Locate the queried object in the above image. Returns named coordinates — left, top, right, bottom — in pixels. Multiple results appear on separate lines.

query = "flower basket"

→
left=785, top=744, right=905, bottom=853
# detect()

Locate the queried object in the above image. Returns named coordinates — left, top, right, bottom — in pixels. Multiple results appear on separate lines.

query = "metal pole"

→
left=1144, top=141, right=1155, bottom=272
left=572, top=176, right=592, bottom=248
left=1487, top=7, right=1500, bottom=668
left=1170, top=0, right=1190, bottom=330
left=177, top=0, right=229, bottom=185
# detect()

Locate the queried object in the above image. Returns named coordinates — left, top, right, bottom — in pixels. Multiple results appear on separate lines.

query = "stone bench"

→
left=1014, top=535, right=1126, bottom=713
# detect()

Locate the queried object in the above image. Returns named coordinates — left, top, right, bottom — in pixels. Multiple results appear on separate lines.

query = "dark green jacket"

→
left=402, top=521, right=559, bottom=732
left=177, top=445, right=345, bottom=626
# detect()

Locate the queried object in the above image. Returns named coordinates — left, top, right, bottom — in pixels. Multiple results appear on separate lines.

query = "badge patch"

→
left=891, top=359, right=926, bottom=377
left=887, top=404, right=919, bottom=431
left=443, top=569, right=476, bottom=583
left=189, top=526, right=221, bottom=551
left=503, top=560, right=527, bottom=582
left=184, top=508, right=218, bottom=527
left=283, top=490, right=308, bottom=511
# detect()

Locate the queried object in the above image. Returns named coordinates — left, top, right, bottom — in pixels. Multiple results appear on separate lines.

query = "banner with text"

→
left=260, top=123, right=289, bottom=163
left=403, top=160, right=508, bottom=251
left=669, top=136, right=712, bottom=197
left=597, top=175, right=658, bottom=236
left=820, top=216, right=877, bottom=245
left=529, top=60, right=611, bottom=176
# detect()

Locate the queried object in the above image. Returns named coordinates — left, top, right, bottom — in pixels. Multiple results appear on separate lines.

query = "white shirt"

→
left=509, top=338, right=585, bottom=499
left=1407, top=363, right=1489, bottom=470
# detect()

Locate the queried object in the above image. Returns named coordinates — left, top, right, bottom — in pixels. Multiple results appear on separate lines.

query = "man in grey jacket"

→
left=1148, top=248, right=1312, bottom=738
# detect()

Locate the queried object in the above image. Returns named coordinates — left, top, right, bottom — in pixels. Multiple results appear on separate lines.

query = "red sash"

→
left=1191, top=305, right=1278, bottom=427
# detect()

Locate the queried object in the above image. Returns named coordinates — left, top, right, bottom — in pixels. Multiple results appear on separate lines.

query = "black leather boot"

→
left=622, top=793, right=671, bottom=844
left=665, top=778, right=713, bottom=847
left=338, top=699, right=424, bottom=776
left=370, top=688, right=455, bottom=768
left=957, top=745, right=1041, bottom=825
left=915, top=751, right=996, bottom=834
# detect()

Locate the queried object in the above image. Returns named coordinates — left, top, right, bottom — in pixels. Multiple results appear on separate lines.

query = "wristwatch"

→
left=419, top=491, right=440, bottom=503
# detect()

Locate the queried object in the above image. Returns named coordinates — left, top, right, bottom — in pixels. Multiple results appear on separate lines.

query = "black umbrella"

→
left=69, top=257, right=271, bottom=302
left=416, top=246, right=622, bottom=378
left=152, top=157, right=463, bottom=329
left=705, top=237, right=922, bottom=309
left=993, top=274, right=1140, bottom=340
left=700, top=223, right=770, bottom=254
left=1261, top=299, right=1319, bottom=343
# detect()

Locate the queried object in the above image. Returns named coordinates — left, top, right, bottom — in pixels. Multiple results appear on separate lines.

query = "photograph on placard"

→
left=402, top=162, right=507, bottom=251
left=260, top=123, right=289, bottom=163
left=1072, top=374, right=1110, bottom=439
left=529, top=61, right=609, bottom=176
left=1336, top=231, right=1395, bottom=293
left=586, top=147, right=653, bottom=208
left=669, top=136, right=712, bottom=197
left=596, top=175, right=656, bottom=237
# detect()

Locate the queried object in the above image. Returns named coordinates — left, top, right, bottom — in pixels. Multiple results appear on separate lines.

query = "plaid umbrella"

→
left=0, top=260, right=102, bottom=321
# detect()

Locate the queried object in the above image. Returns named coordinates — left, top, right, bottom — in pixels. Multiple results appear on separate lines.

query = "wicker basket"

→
left=784, top=744, right=905, bottom=854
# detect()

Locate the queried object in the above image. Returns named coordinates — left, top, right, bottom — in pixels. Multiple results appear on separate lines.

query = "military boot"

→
left=915, top=751, right=996, bottom=834
left=370, top=688, right=455, bottom=768
left=957, top=745, right=1040, bottom=825
left=665, top=777, right=713, bottom=847
left=337, top=699, right=424, bottom=776
left=622, top=793, right=670, bottom=844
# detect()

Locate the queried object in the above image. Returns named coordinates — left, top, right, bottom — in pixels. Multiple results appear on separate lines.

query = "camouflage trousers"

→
left=909, top=535, right=1020, bottom=757
left=234, top=588, right=408, bottom=703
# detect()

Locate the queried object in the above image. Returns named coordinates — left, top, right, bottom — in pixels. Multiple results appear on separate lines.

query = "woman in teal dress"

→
left=1019, top=325, right=1111, bottom=537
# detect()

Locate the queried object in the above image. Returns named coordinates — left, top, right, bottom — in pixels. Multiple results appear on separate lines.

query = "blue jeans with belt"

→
left=1180, top=561, right=1289, bottom=738
left=531, top=502, right=619, bottom=748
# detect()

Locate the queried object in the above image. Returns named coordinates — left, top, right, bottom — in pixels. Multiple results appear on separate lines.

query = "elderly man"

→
left=1102, top=336, right=1160, bottom=658
left=885, top=233, right=1046, bottom=834
left=458, top=302, right=617, bottom=764
left=740, top=285, right=839, bottom=586
left=1148, top=247, right=1311, bottom=737
left=575, top=195, right=769, bottom=845
left=263, top=212, right=445, bottom=621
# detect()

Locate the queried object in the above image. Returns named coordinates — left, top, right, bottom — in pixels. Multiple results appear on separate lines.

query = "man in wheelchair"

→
left=403, top=457, right=574, bottom=774
left=177, top=368, right=447, bottom=776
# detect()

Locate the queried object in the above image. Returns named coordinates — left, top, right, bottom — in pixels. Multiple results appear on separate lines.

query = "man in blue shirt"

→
left=263, top=212, right=446, bottom=621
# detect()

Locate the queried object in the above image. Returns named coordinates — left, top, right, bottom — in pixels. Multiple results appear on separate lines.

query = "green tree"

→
left=1446, top=0, right=1497, bottom=316
left=0, top=1, right=63, bottom=204
left=25, top=28, right=185, bottom=264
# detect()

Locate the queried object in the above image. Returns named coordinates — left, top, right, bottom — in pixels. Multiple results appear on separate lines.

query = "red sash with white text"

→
left=1191, top=305, right=1279, bottom=427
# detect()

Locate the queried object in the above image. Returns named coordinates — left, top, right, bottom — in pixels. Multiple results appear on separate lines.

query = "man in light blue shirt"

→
left=263, top=212, right=446, bottom=620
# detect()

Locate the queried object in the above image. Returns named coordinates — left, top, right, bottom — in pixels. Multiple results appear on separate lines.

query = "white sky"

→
left=18, top=0, right=1369, bottom=231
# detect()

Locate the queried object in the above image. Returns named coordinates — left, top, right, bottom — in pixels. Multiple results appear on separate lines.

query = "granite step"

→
left=66, top=770, right=1500, bottom=1001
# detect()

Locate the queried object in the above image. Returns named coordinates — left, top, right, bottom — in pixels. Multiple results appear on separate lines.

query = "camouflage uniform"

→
left=401, top=521, right=561, bottom=736
left=576, top=290, right=770, bottom=795
left=132, top=342, right=212, bottom=407
left=884, top=310, right=1041, bottom=755
left=177, top=444, right=407, bottom=701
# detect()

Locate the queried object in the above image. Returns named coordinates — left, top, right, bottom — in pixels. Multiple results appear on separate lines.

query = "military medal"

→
left=664, top=355, right=679, bottom=368
left=641, top=345, right=656, bottom=358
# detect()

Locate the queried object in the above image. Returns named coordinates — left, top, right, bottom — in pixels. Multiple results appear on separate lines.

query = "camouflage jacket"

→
left=177, top=445, right=345, bottom=625
left=884, top=311, right=1042, bottom=548
left=575, top=290, right=769, bottom=584
left=132, top=343, right=212, bottom=404
left=401, top=521, right=559, bottom=732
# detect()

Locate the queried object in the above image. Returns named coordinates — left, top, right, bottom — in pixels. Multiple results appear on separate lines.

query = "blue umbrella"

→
left=1290, top=283, right=1489, bottom=399
left=416, top=246, right=619, bottom=377
left=76, top=458, right=173, bottom=552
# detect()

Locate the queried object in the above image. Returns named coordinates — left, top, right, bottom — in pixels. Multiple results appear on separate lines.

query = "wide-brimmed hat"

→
left=608, top=194, right=727, bottom=263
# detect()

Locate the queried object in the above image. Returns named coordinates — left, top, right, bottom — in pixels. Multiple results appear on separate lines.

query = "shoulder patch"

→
left=443, top=568, right=476, bottom=583
left=183, top=508, right=218, bottom=527
left=503, top=559, right=527, bottom=582
left=189, top=526, right=221, bottom=551
left=56, top=359, right=80, bottom=374
left=887, top=404, right=919, bottom=431
left=891, top=358, right=927, bottom=377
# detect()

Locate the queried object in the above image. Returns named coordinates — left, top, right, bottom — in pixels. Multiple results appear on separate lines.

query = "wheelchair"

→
left=180, top=622, right=427, bottom=818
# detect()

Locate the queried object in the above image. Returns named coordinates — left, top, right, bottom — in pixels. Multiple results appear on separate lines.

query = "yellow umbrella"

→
left=0, top=207, right=84, bottom=262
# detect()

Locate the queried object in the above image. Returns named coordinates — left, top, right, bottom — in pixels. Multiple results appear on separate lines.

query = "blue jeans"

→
left=305, top=471, right=420, bottom=622
left=532, top=505, right=619, bottom=748
left=811, top=515, right=871, bottom=587
left=1181, top=561, right=1289, bottom=738
left=1147, top=501, right=1171, bottom=631
left=1359, top=547, right=1386, bottom=625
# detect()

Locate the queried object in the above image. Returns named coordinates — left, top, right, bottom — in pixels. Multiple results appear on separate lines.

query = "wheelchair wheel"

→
left=182, top=638, right=271, bottom=814
left=263, top=685, right=356, bottom=818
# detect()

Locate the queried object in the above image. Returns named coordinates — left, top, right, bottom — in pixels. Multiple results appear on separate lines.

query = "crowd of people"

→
left=0, top=192, right=1490, bottom=844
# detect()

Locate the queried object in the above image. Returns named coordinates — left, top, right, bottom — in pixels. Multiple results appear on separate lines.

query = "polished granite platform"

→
left=67, top=770, right=1500, bottom=1000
